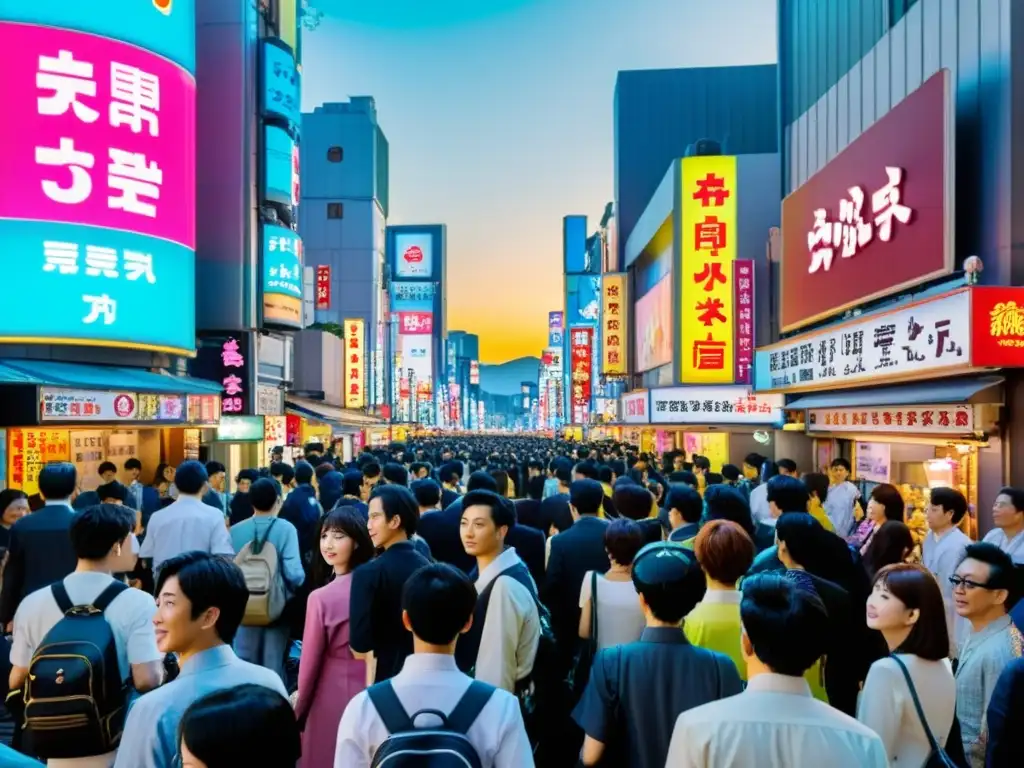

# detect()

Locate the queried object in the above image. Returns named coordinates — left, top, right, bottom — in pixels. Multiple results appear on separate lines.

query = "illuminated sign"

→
left=394, top=233, right=433, bottom=279
left=216, top=415, right=265, bottom=442
left=263, top=125, right=294, bottom=207
left=39, top=389, right=137, bottom=421
left=548, top=310, right=564, bottom=347
left=315, top=264, right=331, bottom=310
left=621, top=391, right=649, bottom=424
left=262, top=224, right=303, bottom=327
left=971, top=287, right=1024, bottom=367
left=7, top=429, right=71, bottom=496
left=186, top=395, right=220, bottom=425
left=734, top=260, right=755, bottom=384
left=398, top=311, right=434, bottom=335
left=601, top=273, right=627, bottom=375
left=651, top=387, right=785, bottom=426
left=344, top=318, right=366, bottom=409
left=260, top=40, right=299, bottom=127
left=391, top=282, right=435, bottom=302
left=570, top=327, right=593, bottom=424
left=470, top=360, right=480, bottom=385
left=0, top=19, right=196, bottom=355
left=680, top=155, right=737, bottom=384
left=808, top=405, right=973, bottom=435
left=219, top=337, right=249, bottom=414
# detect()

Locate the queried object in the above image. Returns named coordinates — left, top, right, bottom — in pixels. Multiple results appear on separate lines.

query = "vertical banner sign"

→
left=734, top=260, right=755, bottom=384
left=601, top=273, right=627, bottom=375
left=315, top=264, right=331, bottom=310
left=570, top=327, right=594, bottom=424
left=220, top=337, right=249, bottom=414
left=344, top=319, right=366, bottom=409
left=680, top=155, right=738, bottom=384
left=470, top=361, right=480, bottom=385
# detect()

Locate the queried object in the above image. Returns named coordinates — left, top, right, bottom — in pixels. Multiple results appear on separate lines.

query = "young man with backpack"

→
left=229, top=477, right=305, bottom=683
left=8, top=503, right=165, bottom=765
left=335, top=563, right=533, bottom=767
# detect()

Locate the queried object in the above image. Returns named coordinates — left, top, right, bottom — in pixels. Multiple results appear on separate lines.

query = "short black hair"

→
left=369, top=484, right=419, bottom=536
left=745, top=453, right=767, bottom=469
left=462, top=490, right=516, bottom=530
left=632, top=544, right=706, bottom=623
left=996, top=486, right=1024, bottom=512
left=766, top=475, right=810, bottom=515
left=96, top=481, right=127, bottom=503
left=961, top=542, right=1018, bottom=597
left=174, top=460, right=209, bottom=495
left=409, top=461, right=432, bottom=478
left=342, top=469, right=363, bottom=497
left=124, top=458, right=142, bottom=472
left=38, top=462, right=77, bottom=500
left=98, top=461, right=117, bottom=476
left=466, top=470, right=498, bottom=493
left=402, top=563, right=478, bottom=645
left=205, top=461, right=226, bottom=476
left=830, top=457, right=851, bottom=472
left=383, top=462, right=409, bottom=486
left=929, top=487, right=968, bottom=525
left=156, top=552, right=249, bottom=646
left=669, top=470, right=698, bottom=487
left=179, top=684, right=299, bottom=768
left=249, top=478, right=281, bottom=513
left=294, top=461, right=315, bottom=486
left=605, top=519, right=644, bottom=566
left=613, top=484, right=654, bottom=521
left=873, top=564, right=950, bottom=662
left=70, top=504, right=134, bottom=560
left=704, top=484, right=755, bottom=537
left=802, top=472, right=829, bottom=503
left=439, top=461, right=463, bottom=484
left=574, top=462, right=599, bottom=480
left=666, top=484, right=703, bottom=524
left=705, top=472, right=724, bottom=486
left=777, top=458, right=798, bottom=474
left=741, top=573, right=828, bottom=676
left=411, top=478, right=442, bottom=508
left=569, top=479, right=604, bottom=516
left=362, top=461, right=382, bottom=480
left=692, top=455, right=711, bottom=471
left=554, top=464, right=572, bottom=485
left=721, top=464, right=741, bottom=482
left=270, top=462, right=295, bottom=485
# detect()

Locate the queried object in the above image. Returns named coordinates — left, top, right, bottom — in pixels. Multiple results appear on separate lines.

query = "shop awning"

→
left=0, top=359, right=224, bottom=395
left=785, top=376, right=1004, bottom=410
left=286, top=396, right=385, bottom=428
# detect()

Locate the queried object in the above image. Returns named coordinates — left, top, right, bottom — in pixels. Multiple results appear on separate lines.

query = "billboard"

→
left=734, top=260, right=755, bottom=384
left=601, top=274, right=627, bottom=375
left=260, top=39, right=300, bottom=128
left=565, top=274, right=601, bottom=326
left=569, top=327, right=593, bottom=424
left=634, top=276, right=672, bottom=372
left=262, top=224, right=303, bottom=327
left=263, top=125, right=294, bottom=207
left=344, top=319, right=366, bottom=409
left=780, top=70, right=953, bottom=331
left=680, top=155, right=737, bottom=384
left=394, top=233, right=433, bottom=279
left=0, top=16, right=196, bottom=355
left=400, top=335, right=433, bottom=386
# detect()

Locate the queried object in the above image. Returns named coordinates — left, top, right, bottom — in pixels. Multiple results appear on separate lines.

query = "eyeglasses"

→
left=948, top=575, right=994, bottom=591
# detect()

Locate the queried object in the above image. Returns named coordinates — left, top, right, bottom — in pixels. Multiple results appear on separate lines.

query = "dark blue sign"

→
left=261, top=40, right=300, bottom=127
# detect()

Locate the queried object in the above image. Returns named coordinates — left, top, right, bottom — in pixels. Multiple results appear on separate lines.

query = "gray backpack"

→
left=234, top=518, right=286, bottom=626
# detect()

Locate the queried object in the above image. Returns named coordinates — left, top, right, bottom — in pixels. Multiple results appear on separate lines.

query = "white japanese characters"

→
left=807, top=166, right=914, bottom=274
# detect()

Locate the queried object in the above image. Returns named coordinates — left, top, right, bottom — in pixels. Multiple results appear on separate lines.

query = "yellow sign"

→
left=343, top=318, right=366, bottom=409
left=684, top=432, right=729, bottom=473
left=680, top=155, right=737, bottom=383
left=7, top=429, right=71, bottom=496
left=301, top=420, right=332, bottom=445
left=601, top=273, right=628, bottom=375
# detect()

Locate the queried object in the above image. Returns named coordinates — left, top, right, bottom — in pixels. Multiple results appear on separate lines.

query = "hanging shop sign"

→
left=263, top=415, right=287, bottom=446
left=548, top=311, right=564, bottom=348
left=260, top=38, right=299, bottom=127
left=7, top=428, right=71, bottom=496
left=734, top=260, right=755, bottom=384
left=570, top=326, right=593, bottom=424
left=256, top=385, right=283, bottom=416
left=186, top=395, right=220, bottom=425
left=855, top=442, right=892, bottom=484
left=680, top=155, right=738, bottom=384
left=344, top=318, right=366, bottom=409
left=137, top=394, right=185, bottom=421
left=807, top=405, right=974, bottom=435
left=218, top=337, right=250, bottom=414
left=650, top=386, right=785, bottom=426
left=393, top=232, right=434, bottom=279
left=107, top=430, right=138, bottom=464
left=621, top=391, right=650, bottom=425
left=40, top=389, right=137, bottom=422
left=779, top=70, right=953, bottom=331
left=315, top=264, right=331, bottom=310
left=970, top=286, right=1024, bottom=368
left=262, top=224, right=303, bottom=328
left=601, top=273, right=627, bottom=375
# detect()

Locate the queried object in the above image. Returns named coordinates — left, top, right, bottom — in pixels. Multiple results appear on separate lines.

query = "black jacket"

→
left=506, top=523, right=546, bottom=590
left=806, top=572, right=860, bottom=717
left=279, top=484, right=322, bottom=560
left=987, top=657, right=1024, bottom=767
left=0, top=504, right=77, bottom=625
left=514, top=498, right=545, bottom=534
left=417, top=501, right=475, bottom=574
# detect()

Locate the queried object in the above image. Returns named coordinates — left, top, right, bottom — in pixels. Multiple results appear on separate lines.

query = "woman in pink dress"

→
left=294, top=505, right=374, bottom=768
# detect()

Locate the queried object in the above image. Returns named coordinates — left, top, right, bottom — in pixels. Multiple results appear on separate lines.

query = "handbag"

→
left=568, top=571, right=599, bottom=701
left=890, top=654, right=960, bottom=768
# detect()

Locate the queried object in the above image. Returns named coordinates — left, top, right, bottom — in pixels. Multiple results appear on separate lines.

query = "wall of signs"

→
left=650, top=386, right=785, bottom=425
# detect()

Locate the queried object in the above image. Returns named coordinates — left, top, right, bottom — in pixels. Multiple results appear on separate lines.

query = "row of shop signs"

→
left=40, top=389, right=222, bottom=426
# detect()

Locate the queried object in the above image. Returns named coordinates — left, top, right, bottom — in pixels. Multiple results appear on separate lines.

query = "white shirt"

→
left=824, top=481, right=861, bottom=536
left=578, top=571, right=645, bottom=649
left=666, top=673, right=888, bottom=768
left=474, top=547, right=540, bottom=693
left=922, top=525, right=972, bottom=656
left=139, top=495, right=234, bottom=576
left=334, top=653, right=534, bottom=768
left=982, top=527, right=1024, bottom=564
left=749, top=483, right=771, bottom=525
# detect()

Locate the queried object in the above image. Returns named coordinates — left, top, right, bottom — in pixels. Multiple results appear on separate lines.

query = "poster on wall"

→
left=634, top=277, right=672, bottom=372
left=107, top=430, right=139, bottom=468
left=8, top=429, right=71, bottom=496
left=71, top=431, right=106, bottom=491
left=394, top=233, right=434, bottom=279
left=855, top=442, right=892, bottom=484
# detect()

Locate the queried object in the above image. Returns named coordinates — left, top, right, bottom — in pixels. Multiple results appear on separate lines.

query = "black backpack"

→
left=367, top=679, right=495, bottom=767
left=24, top=580, right=129, bottom=760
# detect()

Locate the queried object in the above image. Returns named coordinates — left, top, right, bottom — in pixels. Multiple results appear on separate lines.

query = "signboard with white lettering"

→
left=40, top=389, right=138, bottom=422
left=808, top=405, right=974, bottom=435
left=650, top=387, right=785, bottom=426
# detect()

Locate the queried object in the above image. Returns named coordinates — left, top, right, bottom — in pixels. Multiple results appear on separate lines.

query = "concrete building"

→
left=296, top=98, right=390, bottom=409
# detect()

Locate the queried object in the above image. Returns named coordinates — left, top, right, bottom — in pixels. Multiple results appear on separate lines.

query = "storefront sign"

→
left=601, top=273, right=627, bottom=375
left=286, top=413, right=301, bottom=446
left=186, top=395, right=220, bottom=425
left=344, top=318, right=366, bottom=409
left=137, top=394, right=184, bottom=421
left=970, top=286, right=1024, bottom=367
left=219, top=337, right=250, bottom=414
left=263, top=415, right=287, bottom=446
left=570, top=326, right=593, bottom=423
left=780, top=70, right=952, bottom=331
left=262, top=224, right=303, bottom=328
left=734, top=260, right=755, bottom=384
left=755, top=289, right=972, bottom=393
left=8, top=428, right=71, bottom=496
left=650, top=387, right=785, bottom=426
left=216, top=415, right=265, bottom=442
left=71, top=430, right=105, bottom=491
left=621, top=391, right=650, bottom=424
left=40, top=389, right=137, bottom=421
left=470, top=360, right=480, bottom=385
left=680, top=155, right=738, bottom=384
left=256, top=385, right=283, bottom=416
left=315, top=264, right=331, bottom=310
left=398, top=311, right=433, bottom=335
left=855, top=442, right=892, bottom=483
left=807, top=405, right=974, bottom=434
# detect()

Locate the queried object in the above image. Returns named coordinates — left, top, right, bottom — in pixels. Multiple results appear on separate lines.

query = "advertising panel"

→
left=780, top=70, right=953, bottom=331
left=650, top=387, right=785, bottom=426
left=7, top=429, right=71, bottom=496
left=400, top=335, right=433, bottom=387
left=548, top=310, right=564, bottom=348
left=315, top=264, right=331, bottom=310
left=601, top=273, right=627, bottom=375
left=565, top=274, right=600, bottom=326
left=970, top=286, right=1024, bottom=368
left=39, top=389, right=138, bottom=421
left=216, top=416, right=265, bottom=442
left=855, top=443, right=892, bottom=484
left=394, top=233, right=434, bottom=279
left=398, top=312, right=433, bottom=335
left=0, top=18, right=196, bottom=355
left=263, top=125, right=294, bottom=207
left=634, top=276, right=672, bottom=372
left=71, top=430, right=106, bottom=491
left=809, top=405, right=973, bottom=435
left=344, top=319, right=366, bottom=409
left=570, top=327, right=593, bottom=424
left=470, top=361, right=480, bottom=385
left=734, top=260, right=755, bottom=384
left=621, top=391, right=650, bottom=424
left=261, top=39, right=299, bottom=127
left=391, top=282, right=435, bottom=303
left=262, top=224, right=303, bottom=327
left=680, top=155, right=738, bottom=384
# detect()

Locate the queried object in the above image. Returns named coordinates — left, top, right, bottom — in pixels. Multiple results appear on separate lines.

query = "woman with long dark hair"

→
left=294, top=506, right=374, bottom=768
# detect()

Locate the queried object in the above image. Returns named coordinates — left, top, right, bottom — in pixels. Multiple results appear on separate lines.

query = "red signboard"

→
left=734, top=260, right=754, bottom=384
left=315, top=265, right=331, bottom=310
left=398, top=311, right=433, bottom=335
left=971, top=286, right=1024, bottom=368
left=780, top=69, right=952, bottom=332
left=570, top=326, right=593, bottom=423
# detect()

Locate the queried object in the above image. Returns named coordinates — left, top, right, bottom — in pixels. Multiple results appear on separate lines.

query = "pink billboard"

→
left=0, top=21, right=197, bottom=249
left=634, top=276, right=672, bottom=372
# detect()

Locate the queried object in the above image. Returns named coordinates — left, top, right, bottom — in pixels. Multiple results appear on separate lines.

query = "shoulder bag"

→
left=890, top=654, right=960, bottom=768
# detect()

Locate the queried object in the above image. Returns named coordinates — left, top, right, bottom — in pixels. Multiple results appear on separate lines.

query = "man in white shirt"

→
left=922, top=486, right=972, bottom=656
left=982, top=487, right=1024, bottom=564
left=139, top=461, right=235, bottom=581
left=335, top=563, right=533, bottom=767
left=9, top=503, right=165, bottom=766
left=666, top=572, right=888, bottom=768
left=454, top=490, right=540, bottom=693
left=749, top=458, right=797, bottom=525
left=824, top=458, right=861, bottom=536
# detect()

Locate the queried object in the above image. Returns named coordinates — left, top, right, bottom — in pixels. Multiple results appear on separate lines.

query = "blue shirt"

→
left=229, top=515, right=306, bottom=593
left=0, top=744, right=43, bottom=766
left=113, top=645, right=287, bottom=768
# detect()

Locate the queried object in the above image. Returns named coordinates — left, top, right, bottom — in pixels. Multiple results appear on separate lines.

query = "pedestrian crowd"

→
left=0, top=436, right=1023, bottom=767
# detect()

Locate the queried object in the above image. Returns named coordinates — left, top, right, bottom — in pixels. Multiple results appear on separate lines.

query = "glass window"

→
left=327, top=146, right=343, bottom=162
left=327, top=202, right=344, bottom=219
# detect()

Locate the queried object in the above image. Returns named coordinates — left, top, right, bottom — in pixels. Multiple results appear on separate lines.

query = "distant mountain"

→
left=479, top=357, right=540, bottom=396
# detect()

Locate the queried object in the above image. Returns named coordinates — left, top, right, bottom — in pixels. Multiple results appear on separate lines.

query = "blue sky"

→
left=303, top=0, right=777, bottom=362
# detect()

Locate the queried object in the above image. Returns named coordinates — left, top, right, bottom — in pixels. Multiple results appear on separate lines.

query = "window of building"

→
left=327, top=146, right=343, bottom=162
left=327, top=202, right=344, bottom=219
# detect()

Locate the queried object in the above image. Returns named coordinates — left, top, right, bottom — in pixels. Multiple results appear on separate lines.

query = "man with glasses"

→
left=950, top=542, right=1024, bottom=767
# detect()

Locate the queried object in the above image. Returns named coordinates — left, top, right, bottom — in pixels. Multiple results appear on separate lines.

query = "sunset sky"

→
left=304, top=0, right=777, bottom=363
